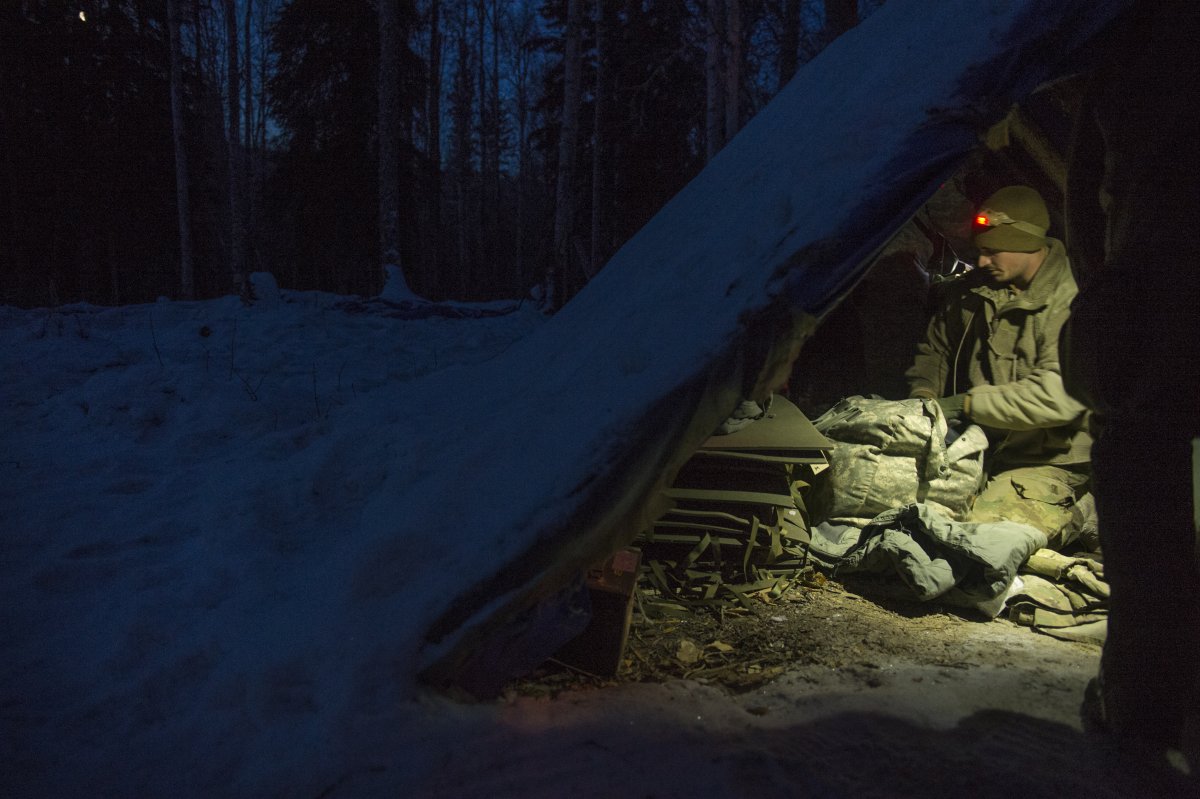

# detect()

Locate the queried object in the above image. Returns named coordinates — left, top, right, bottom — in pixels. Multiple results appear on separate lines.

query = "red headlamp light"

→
left=973, top=208, right=1047, bottom=237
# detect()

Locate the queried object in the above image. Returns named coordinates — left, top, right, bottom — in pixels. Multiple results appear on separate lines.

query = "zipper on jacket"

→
left=951, top=309, right=977, bottom=396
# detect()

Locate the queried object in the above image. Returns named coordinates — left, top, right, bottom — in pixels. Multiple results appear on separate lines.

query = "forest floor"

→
left=513, top=575, right=1098, bottom=711
left=459, top=577, right=1197, bottom=799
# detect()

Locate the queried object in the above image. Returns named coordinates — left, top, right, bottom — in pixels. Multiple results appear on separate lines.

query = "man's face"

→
left=977, top=247, right=1044, bottom=289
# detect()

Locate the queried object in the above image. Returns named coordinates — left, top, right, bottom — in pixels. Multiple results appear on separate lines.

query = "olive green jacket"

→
left=906, top=238, right=1091, bottom=468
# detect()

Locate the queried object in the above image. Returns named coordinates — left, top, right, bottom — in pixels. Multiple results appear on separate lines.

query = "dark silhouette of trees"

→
left=266, top=0, right=421, bottom=296
left=167, top=0, right=196, bottom=300
left=550, top=0, right=582, bottom=309
left=379, top=0, right=411, bottom=294
left=225, top=0, right=248, bottom=293
left=0, top=0, right=882, bottom=309
left=2, top=3, right=180, bottom=305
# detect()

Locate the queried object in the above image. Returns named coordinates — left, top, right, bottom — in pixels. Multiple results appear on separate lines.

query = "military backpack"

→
left=810, top=396, right=988, bottom=527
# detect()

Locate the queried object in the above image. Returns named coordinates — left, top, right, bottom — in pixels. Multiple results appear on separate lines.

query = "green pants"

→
left=967, top=465, right=1092, bottom=550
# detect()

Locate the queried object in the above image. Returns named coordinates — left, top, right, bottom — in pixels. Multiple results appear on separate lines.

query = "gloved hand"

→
left=936, top=393, right=968, bottom=422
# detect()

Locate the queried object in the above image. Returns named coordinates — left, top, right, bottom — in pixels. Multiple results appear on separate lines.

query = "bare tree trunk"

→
left=552, top=0, right=583, bottom=306
left=825, top=0, right=858, bottom=41
left=194, top=0, right=219, bottom=87
left=378, top=0, right=409, bottom=295
left=724, top=0, right=741, bottom=142
left=243, top=0, right=253, bottom=152
left=704, top=0, right=723, bottom=163
left=778, top=0, right=799, bottom=90
left=167, top=0, right=194, bottom=300
left=243, top=0, right=258, bottom=273
left=194, top=0, right=221, bottom=154
left=223, top=0, right=246, bottom=293
left=194, top=0, right=229, bottom=284
left=512, top=4, right=533, bottom=295
left=257, top=0, right=269, bottom=152
left=470, top=0, right=484, bottom=286
left=428, top=0, right=442, bottom=294
left=488, top=0, right=501, bottom=294
left=451, top=20, right=473, bottom=296
left=590, top=0, right=613, bottom=273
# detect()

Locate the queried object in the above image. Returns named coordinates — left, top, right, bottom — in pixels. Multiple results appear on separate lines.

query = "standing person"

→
left=906, top=185, right=1092, bottom=547
left=1063, top=0, right=1200, bottom=775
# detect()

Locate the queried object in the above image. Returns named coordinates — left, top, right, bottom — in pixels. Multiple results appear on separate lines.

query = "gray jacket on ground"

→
left=811, top=504, right=1047, bottom=614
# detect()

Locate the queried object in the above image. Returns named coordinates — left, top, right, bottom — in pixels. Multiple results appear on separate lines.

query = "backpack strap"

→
left=920, top=399, right=952, bottom=483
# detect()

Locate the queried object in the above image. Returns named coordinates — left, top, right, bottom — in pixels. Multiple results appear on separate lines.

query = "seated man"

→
left=906, top=185, right=1092, bottom=548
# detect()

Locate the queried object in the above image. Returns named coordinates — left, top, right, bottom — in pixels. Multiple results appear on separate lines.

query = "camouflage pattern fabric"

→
left=967, top=465, right=1091, bottom=550
left=1008, top=549, right=1109, bottom=644
left=811, top=396, right=987, bottom=527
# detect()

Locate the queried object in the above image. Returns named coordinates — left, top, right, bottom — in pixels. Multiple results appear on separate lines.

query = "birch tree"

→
left=475, top=0, right=490, bottom=260
left=590, top=0, right=615, bottom=273
left=509, top=2, right=537, bottom=293
left=243, top=0, right=253, bottom=152
left=194, top=0, right=227, bottom=219
left=427, top=0, right=443, bottom=288
left=724, top=0, right=741, bottom=142
left=704, top=0, right=723, bottom=163
left=166, top=0, right=194, bottom=299
left=223, top=0, right=247, bottom=291
left=551, top=0, right=583, bottom=306
left=378, top=0, right=410, bottom=294
left=486, top=0, right=501, bottom=290
left=256, top=0, right=271, bottom=151
left=448, top=14, right=475, bottom=293
left=778, top=0, right=800, bottom=88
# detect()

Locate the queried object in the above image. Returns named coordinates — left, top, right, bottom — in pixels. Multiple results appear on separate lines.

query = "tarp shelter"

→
left=414, top=0, right=1131, bottom=687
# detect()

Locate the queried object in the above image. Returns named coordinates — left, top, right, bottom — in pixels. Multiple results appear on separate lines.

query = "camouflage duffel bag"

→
left=810, top=396, right=988, bottom=527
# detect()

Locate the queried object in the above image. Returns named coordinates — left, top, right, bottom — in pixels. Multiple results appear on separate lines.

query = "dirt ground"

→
left=514, top=575, right=1100, bottom=704
left=434, top=579, right=1192, bottom=799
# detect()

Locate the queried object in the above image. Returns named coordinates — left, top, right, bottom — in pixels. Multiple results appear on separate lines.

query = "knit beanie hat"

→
left=972, top=185, right=1049, bottom=253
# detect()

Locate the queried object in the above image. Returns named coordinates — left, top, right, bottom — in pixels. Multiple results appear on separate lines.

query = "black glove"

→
left=936, top=393, right=968, bottom=422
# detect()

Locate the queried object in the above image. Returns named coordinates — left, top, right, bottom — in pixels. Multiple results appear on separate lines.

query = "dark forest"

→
left=2, top=0, right=875, bottom=309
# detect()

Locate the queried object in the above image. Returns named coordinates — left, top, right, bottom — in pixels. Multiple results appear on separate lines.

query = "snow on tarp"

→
left=0, top=0, right=1128, bottom=796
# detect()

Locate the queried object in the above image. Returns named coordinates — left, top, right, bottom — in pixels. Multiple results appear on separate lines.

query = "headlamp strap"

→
left=977, top=208, right=1047, bottom=238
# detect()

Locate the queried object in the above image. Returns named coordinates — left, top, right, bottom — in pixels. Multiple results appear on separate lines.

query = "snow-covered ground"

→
left=0, top=289, right=551, bottom=796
